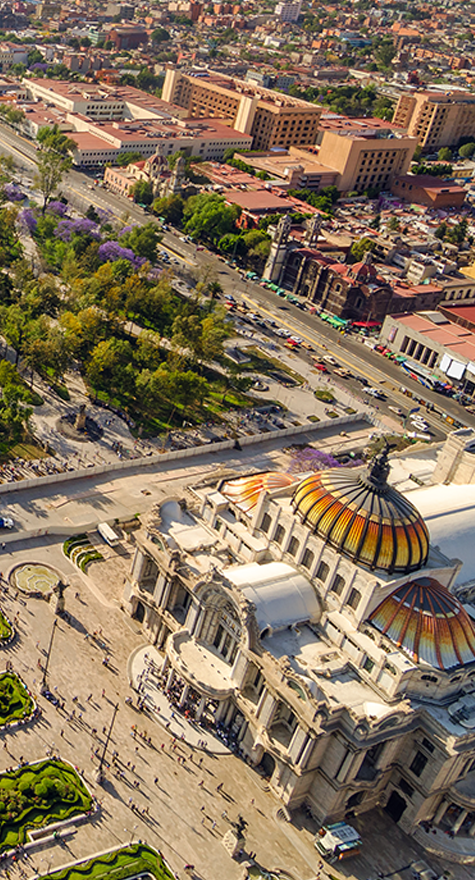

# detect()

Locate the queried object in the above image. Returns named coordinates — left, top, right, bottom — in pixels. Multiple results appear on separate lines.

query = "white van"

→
left=314, top=822, right=361, bottom=862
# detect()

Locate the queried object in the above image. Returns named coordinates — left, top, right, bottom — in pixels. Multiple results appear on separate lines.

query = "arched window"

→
left=288, top=536, right=299, bottom=557
left=302, top=548, right=314, bottom=569
left=347, top=588, right=361, bottom=610
left=316, top=560, right=329, bottom=582
left=261, top=512, right=271, bottom=533
left=274, top=524, right=285, bottom=545
left=331, top=574, right=345, bottom=596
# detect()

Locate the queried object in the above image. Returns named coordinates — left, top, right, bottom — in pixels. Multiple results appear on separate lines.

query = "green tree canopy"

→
left=459, top=142, right=475, bottom=159
left=34, top=124, right=76, bottom=213
left=183, top=193, right=240, bottom=244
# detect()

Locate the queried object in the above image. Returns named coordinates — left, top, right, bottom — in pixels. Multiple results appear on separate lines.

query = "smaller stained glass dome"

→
left=369, top=577, right=475, bottom=670
left=221, top=471, right=297, bottom=513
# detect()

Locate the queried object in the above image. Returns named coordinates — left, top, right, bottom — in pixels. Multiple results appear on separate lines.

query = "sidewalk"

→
left=129, top=646, right=231, bottom=755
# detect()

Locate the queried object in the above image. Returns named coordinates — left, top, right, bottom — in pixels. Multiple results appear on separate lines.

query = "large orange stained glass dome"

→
left=292, top=450, right=429, bottom=574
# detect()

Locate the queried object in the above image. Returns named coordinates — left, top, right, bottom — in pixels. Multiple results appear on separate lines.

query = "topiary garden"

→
left=0, top=760, right=93, bottom=852
left=38, top=843, right=175, bottom=880
left=0, top=608, right=12, bottom=643
left=0, top=672, right=34, bottom=727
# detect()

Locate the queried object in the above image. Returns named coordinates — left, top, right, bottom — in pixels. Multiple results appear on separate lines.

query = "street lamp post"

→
left=124, top=824, right=138, bottom=844
left=41, top=619, right=58, bottom=694
left=95, top=701, right=119, bottom=784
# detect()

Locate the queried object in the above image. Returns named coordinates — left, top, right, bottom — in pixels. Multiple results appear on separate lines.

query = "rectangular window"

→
left=410, top=751, right=428, bottom=778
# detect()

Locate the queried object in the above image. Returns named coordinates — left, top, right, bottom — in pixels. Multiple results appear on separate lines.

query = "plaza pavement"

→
left=0, top=532, right=468, bottom=880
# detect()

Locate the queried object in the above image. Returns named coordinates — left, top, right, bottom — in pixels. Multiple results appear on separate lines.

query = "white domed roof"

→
left=402, top=483, right=475, bottom=586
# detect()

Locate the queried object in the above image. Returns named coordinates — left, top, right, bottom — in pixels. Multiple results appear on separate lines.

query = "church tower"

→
left=263, top=214, right=292, bottom=283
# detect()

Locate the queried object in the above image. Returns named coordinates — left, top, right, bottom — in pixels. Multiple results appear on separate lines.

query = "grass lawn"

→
left=236, top=347, right=304, bottom=384
left=8, top=443, right=48, bottom=461
left=0, top=673, right=33, bottom=726
left=0, top=760, right=92, bottom=851
left=39, top=843, right=175, bottom=880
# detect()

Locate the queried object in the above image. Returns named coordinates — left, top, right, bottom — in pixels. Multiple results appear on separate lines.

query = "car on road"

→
left=313, top=362, right=329, bottom=373
left=301, top=342, right=314, bottom=351
left=334, top=368, right=352, bottom=379
left=196, top=245, right=204, bottom=251
left=411, top=418, right=430, bottom=432
left=323, top=355, right=339, bottom=366
left=355, top=375, right=369, bottom=386
left=0, top=516, right=13, bottom=529
left=224, top=294, right=235, bottom=302
left=275, top=328, right=289, bottom=337
left=288, top=336, right=303, bottom=345
left=388, top=406, right=404, bottom=417
left=364, top=387, right=387, bottom=400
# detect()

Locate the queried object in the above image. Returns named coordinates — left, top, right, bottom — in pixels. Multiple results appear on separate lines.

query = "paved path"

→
left=129, top=646, right=230, bottom=755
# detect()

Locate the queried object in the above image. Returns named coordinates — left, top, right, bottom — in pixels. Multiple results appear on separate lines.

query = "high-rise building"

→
left=393, top=90, right=475, bottom=152
left=162, top=68, right=322, bottom=151
left=275, top=1, right=302, bottom=23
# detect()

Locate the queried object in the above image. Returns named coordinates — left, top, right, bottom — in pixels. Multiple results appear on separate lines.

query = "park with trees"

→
left=0, top=175, right=259, bottom=442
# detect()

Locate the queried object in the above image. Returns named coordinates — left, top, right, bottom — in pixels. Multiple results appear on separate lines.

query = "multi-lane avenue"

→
left=0, top=120, right=473, bottom=439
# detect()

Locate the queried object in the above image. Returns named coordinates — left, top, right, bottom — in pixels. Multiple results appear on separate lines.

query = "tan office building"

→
left=393, top=90, right=475, bottom=152
left=162, top=68, right=322, bottom=151
left=317, top=129, right=418, bottom=193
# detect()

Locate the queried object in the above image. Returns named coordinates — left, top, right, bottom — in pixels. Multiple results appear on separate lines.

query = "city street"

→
left=0, top=121, right=472, bottom=442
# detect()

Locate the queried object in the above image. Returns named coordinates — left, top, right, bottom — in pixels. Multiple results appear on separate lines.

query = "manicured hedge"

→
left=0, top=610, right=12, bottom=641
left=0, top=673, right=33, bottom=726
left=0, top=760, right=93, bottom=852
left=39, top=843, right=175, bottom=880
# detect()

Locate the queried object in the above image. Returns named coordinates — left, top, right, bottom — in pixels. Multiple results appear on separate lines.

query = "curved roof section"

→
left=226, top=561, right=320, bottom=635
left=221, top=471, right=297, bottom=513
left=292, top=451, right=429, bottom=573
left=402, top=483, right=475, bottom=586
left=368, top=577, right=475, bottom=670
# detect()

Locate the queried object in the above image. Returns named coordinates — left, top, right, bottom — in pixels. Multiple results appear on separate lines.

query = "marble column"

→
left=160, top=654, right=169, bottom=676
left=166, top=668, right=175, bottom=690
left=178, top=684, right=189, bottom=709
left=452, top=809, right=468, bottom=835
left=224, top=701, right=235, bottom=727
left=215, top=700, right=228, bottom=723
left=433, top=799, right=449, bottom=825
left=196, top=696, right=207, bottom=722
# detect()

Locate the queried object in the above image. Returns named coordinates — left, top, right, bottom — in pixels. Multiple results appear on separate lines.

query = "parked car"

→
left=0, top=516, right=13, bottom=529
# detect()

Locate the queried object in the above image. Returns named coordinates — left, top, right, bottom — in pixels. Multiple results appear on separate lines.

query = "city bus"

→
left=97, top=522, right=120, bottom=547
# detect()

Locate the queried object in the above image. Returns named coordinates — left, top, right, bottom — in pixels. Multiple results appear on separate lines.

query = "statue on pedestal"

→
left=51, top=580, right=67, bottom=615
